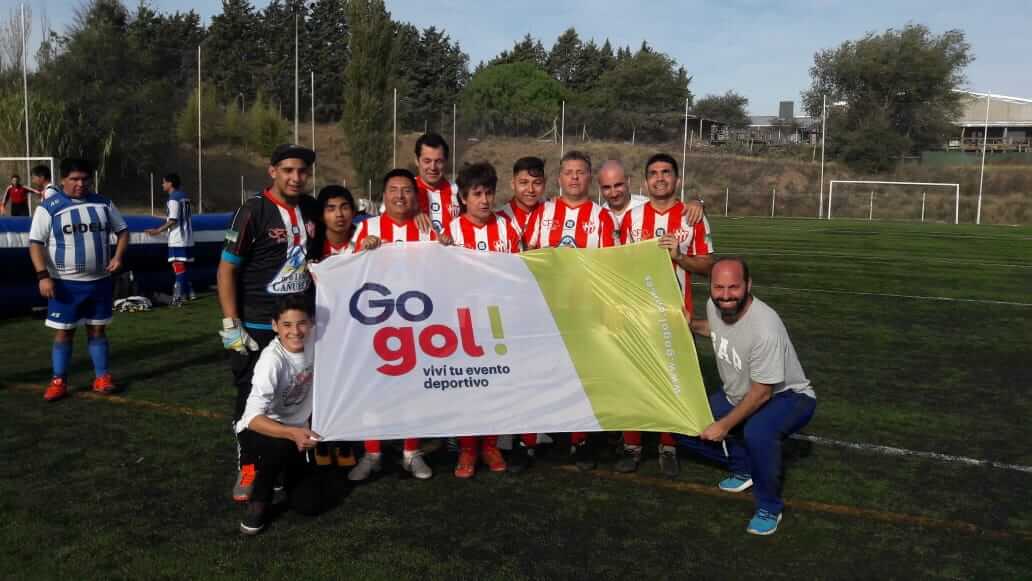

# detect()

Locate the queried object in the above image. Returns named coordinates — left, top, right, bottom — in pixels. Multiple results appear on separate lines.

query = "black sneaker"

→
left=658, top=445, right=680, bottom=478
left=507, top=442, right=533, bottom=474
left=239, top=501, right=267, bottom=535
left=614, top=446, right=642, bottom=473
left=572, top=440, right=596, bottom=471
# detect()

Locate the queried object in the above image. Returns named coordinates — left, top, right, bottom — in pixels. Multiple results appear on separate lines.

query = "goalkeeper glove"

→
left=220, top=318, right=260, bottom=353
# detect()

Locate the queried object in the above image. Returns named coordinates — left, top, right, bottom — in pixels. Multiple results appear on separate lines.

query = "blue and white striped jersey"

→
left=28, top=190, right=128, bottom=281
left=166, top=190, right=194, bottom=248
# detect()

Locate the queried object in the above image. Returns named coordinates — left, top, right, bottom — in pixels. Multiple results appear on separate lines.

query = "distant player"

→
left=442, top=161, right=524, bottom=477
left=145, top=173, right=195, bottom=306
left=218, top=144, right=320, bottom=502
left=522, top=150, right=616, bottom=471
left=498, top=156, right=547, bottom=238
left=29, top=165, right=61, bottom=201
left=3, top=174, right=30, bottom=216
left=413, top=132, right=461, bottom=234
left=616, top=153, right=711, bottom=476
left=682, top=257, right=816, bottom=536
left=236, top=293, right=330, bottom=535
left=348, top=168, right=437, bottom=482
left=28, top=158, right=129, bottom=401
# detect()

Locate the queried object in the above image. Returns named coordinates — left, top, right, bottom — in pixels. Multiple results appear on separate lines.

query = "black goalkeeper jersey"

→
left=222, top=190, right=320, bottom=328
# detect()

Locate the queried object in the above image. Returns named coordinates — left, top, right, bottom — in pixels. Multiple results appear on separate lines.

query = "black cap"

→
left=270, top=144, right=316, bottom=166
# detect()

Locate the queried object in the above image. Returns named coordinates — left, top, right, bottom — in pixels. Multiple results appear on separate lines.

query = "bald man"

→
left=681, top=257, right=816, bottom=535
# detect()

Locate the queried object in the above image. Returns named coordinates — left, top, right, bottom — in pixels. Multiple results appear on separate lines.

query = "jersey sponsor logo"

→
left=581, top=221, right=598, bottom=235
left=431, top=202, right=442, bottom=212
left=655, top=227, right=666, bottom=237
left=432, top=219, right=443, bottom=231
left=492, top=239, right=510, bottom=253
left=559, top=235, right=577, bottom=248
left=564, top=219, right=575, bottom=229
left=477, top=240, right=488, bottom=251
left=61, top=222, right=110, bottom=234
left=266, top=245, right=310, bottom=294
left=268, top=228, right=288, bottom=243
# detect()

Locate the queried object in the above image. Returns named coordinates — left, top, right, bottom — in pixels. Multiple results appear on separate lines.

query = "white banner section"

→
left=310, top=243, right=599, bottom=441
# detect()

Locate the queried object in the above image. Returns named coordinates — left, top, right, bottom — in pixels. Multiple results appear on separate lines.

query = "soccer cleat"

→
left=170, top=296, right=184, bottom=308
left=239, top=501, right=268, bottom=536
left=348, top=453, right=382, bottom=482
left=481, top=445, right=507, bottom=473
left=746, top=509, right=782, bottom=536
left=91, top=373, right=117, bottom=395
left=454, top=449, right=476, bottom=479
left=314, top=445, right=332, bottom=466
left=572, top=440, right=596, bottom=472
left=614, top=446, right=642, bottom=473
left=43, top=377, right=68, bottom=402
left=402, top=452, right=433, bottom=480
left=718, top=473, right=754, bottom=493
left=233, top=464, right=257, bottom=502
left=507, top=442, right=533, bottom=474
left=658, top=445, right=680, bottom=478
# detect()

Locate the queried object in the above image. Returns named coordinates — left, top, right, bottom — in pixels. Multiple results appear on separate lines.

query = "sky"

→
left=9, top=0, right=1030, bottom=114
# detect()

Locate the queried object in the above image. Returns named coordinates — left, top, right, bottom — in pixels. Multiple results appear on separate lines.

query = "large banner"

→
left=310, top=241, right=713, bottom=441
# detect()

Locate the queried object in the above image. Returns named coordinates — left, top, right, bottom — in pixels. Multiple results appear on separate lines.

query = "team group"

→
left=26, top=133, right=816, bottom=537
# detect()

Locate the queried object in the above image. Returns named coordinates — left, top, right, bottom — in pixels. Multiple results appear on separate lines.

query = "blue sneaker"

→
left=718, top=473, right=753, bottom=492
left=747, top=509, right=782, bottom=535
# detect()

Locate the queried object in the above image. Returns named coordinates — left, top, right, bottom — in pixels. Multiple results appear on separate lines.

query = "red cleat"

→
left=481, top=445, right=507, bottom=472
left=454, top=450, right=476, bottom=479
left=92, top=373, right=117, bottom=395
left=43, top=377, right=68, bottom=402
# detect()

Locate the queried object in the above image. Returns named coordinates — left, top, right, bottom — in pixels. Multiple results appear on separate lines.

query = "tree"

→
left=546, top=28, right=581, bottom=85
left=342, top=0, right=394, bottom=198
left=488, top=34, right=547, bottom=68
left=307, top=0, right=349, bottom=121
left=695, top=91, right=750, bottom=129
left=461, top=62, right=564, bottom=136
left=394, top=25, right=468, bottom=132
left=802, top=24, right=972, bottom=171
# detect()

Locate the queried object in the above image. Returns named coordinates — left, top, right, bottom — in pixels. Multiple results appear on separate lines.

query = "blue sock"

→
left=52, top=341, right=73, bottom=378
left=87, top=337, right=109, bottom=377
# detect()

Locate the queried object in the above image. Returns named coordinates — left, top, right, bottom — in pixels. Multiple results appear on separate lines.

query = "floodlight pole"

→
left=197, top=45, right=203, bottom=214
left=392, top=87, right=397, bottom=168
left=21, top=3, right=31, bottom=187
left=976, top=92, right=990, bottom=225
left=680, top=98, right=689, bottom=201
left=818, top=94, right=827, bottom=219
left=149, top=172, right=154, bottom=216
left=311, top=70, right=316, bottom=185
left=294, top=14, right=299, bottom=143
left=452, top=103, right=457, bottom=182
left=559, top=100, right=566, bottom=196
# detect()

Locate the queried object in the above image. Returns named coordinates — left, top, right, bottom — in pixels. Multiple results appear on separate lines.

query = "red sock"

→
left=364, top=439, right=381, bottom=454
left=403, top=438, right=420, bottom=452
left=571, top=432, right=587, bottom=445
left=623, top=431, right=642, bottom=446
left=659, top=432, right=677, bottom=447
left=482, top=435, right=498, bottom=448
left=458, top=436, right=477, bottom=452
left=521, top=433, right=537, bottom=447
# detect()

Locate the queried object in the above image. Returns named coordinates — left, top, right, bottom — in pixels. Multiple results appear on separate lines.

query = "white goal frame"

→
left=0, top=156, right=55, bottom=214
left=828, top=180, right=961, bottom=224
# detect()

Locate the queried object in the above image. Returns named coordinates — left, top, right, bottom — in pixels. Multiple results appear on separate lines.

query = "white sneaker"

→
left=402, top=452, right=433, bottom=480
left=348, top=453, right=382, bottom=481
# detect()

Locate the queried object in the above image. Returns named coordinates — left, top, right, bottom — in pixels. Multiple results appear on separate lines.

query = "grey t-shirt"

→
left=706, top=296, right=815, bottom=405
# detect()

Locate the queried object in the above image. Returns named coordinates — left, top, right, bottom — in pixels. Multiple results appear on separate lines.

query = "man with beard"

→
left=680, top=257, right=816, bottom=536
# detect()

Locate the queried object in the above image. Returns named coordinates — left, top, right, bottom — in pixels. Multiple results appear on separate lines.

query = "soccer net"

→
left=0, top=156, right=56, bottom=215
left=827, top=180, right=961, bottom=224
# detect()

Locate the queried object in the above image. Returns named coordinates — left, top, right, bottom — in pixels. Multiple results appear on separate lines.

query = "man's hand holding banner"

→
left=310, top=241, right=713, bottom=441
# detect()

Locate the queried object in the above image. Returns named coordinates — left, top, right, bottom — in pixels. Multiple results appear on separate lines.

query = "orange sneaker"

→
left=481, top=445, right=507, bottom=472
left=233, top=464, right=257, bottom=502
left=454, top=449, right=476, bottom=479
left=334, top=446, right=356, bottom=467
left=43, top=377, right=68, bottom=402
left=92, top=373, right=116, bottom=395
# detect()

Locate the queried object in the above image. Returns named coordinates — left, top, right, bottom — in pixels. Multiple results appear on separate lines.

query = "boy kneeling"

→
left=236, top=293, right=328, bottom=535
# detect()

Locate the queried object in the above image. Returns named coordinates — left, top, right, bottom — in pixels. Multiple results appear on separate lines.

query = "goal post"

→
left=0, top=156, right=55, bottom=215
left=828, top=180, right=960, bottom=224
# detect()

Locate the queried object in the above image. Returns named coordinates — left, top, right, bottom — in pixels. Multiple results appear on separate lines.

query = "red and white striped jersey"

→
left=496, top=199, right=537, bottom=235
left=523, top=198, right=617, bottom=249
left=620, top=200, right=715, bottom=313
left=353, top=214, right=437, bottom=252
left=447, top=214, right=521, bottom=254
left=321, top=239, right=352, bottom=259
left=416, top=176, right=460, bottom=234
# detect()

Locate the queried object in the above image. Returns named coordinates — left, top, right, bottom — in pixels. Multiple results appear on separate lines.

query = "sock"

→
left=174, top=272, right=188, bottom=297
left=458, top=436, right=477, bottom=452
left=659, top=432, right=677, bottom=447
left=88, top=337, right=109, bottom=377
left=571, top=432, right=588, bottom=445
left=623, top=431, right=642, bottom=446
left=402, top=438, right=421, bottom=454
left=520, top=433, right=537, bottom=447
left=481, top=435, right=498, bottom=448
left=364, top=440, right=382, bottom=454
left=52, top=341, right=73, bottom=378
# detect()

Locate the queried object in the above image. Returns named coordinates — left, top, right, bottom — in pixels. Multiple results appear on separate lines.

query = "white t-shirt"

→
left=235, top=337, right=314, bottom=433
left=706, top=296, right=815, bottom=405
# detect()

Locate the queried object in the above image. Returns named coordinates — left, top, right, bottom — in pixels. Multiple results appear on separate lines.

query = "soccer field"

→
left=2, top=217, right=1030, bottom=579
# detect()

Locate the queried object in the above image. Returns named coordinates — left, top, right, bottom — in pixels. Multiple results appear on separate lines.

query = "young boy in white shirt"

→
left=235, top=293, right=327, bottom=535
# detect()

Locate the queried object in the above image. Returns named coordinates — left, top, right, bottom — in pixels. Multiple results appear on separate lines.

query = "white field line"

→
left=691, top=281, right=1032, bottom=307
left=792, top=433, right=1032, bottom=474
left=718, top=249, right=1032, bottom=269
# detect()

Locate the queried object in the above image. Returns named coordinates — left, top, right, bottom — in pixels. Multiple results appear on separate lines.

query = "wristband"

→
left=36, top=270, right=51, bottom=281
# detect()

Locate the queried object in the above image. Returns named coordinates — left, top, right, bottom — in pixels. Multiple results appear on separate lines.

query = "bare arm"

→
left=145, top=219, right=176, bottom=236
left=689, top=316, right=710, bottom=337
left=700, top=382, right=773, bottom=442
left=29, top=242, right=55, bottom=298
left=106, top=230, right=130, bottom=272
left=673, top=253, right=715, bottom=276
left=217, top=260, right=240, bottom=319
left=248, top=415, right=321, bottom=452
